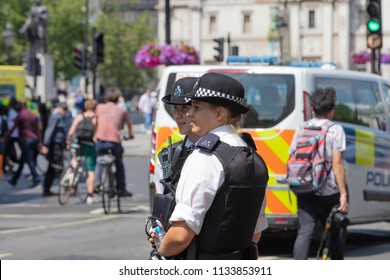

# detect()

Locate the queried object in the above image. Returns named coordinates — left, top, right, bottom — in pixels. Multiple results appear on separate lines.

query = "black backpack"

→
left=75, top=115, right=95, bottom=142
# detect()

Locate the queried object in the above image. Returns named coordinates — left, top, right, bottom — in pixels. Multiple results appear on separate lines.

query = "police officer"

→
left=152, top=72, right=269, bottom=259
left=155, top=77, right=199, bottom=194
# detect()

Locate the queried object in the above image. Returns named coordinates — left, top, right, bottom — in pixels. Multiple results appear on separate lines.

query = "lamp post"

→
left=2, top=23, right=15, bottom=64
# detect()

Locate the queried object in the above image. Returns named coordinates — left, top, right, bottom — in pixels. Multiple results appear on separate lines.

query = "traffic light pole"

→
left=165, top=0, right=171, bottom=45
left=371, top=48, right=381, bottom=75
left=83, top=0, right=89, bottom=96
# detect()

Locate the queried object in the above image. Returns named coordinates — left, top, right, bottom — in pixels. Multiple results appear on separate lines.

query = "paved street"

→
left=0, top=113, right=154, bottom=260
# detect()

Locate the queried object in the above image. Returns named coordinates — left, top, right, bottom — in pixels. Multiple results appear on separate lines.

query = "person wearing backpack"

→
left=288, top=87, right=349, bottom=260
left=67, top=99, right=98, bottom=204
left=149, top=73, right=269, bottom=260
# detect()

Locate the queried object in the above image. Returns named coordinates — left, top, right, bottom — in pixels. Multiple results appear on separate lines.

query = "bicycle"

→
left=58, top=143, right=88, bottom=205
left=97, top=150, right=134, bottom=214
left=97, top=151, right=120, bottom=214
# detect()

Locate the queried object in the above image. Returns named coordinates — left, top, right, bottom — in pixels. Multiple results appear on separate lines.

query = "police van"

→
left=149, top=62, right=390, bottom=231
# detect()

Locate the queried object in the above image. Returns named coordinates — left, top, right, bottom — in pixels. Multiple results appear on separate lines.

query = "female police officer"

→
left=155, top=77, right=199, bottom=194
left=153, top=72, right=269, bottom=260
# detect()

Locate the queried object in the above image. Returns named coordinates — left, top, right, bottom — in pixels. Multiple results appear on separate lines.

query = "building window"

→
left=209, top=15, right=216, bottom=33
left=308, top=10, right=315, bottom=28
left=243, top=13, right=251, bottom=33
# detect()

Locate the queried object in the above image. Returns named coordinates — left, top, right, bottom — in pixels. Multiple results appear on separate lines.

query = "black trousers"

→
left=43, top=142, right=64, bottom=192
left=293, top=193, right=346, bottom=260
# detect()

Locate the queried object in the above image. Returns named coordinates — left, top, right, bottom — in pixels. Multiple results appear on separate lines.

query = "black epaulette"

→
left=196, top=133, right=220, bottom=153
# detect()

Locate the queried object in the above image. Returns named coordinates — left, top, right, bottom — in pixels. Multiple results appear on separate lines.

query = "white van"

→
left=149, top=64, right=390, bottom=231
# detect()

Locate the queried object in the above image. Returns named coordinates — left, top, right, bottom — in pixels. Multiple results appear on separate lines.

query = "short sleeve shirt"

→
left=170, top=125, right=268, bottom=235
left=14, top=108, right=39, bottom=141
left=288, top=118, right=346, bottom=196
left=95, top=102, right=129, bottom=143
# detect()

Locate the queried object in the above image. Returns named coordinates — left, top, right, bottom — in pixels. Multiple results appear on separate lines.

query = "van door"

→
left=314, top=76, right=390, bottom=222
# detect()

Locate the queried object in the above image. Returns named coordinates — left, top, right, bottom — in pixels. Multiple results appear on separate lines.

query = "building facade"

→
left=156, top=0, right=389, bottom=77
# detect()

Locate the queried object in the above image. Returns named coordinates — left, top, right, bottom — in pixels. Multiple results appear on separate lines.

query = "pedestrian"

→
left=41, top=102, right=69, bottom=196
left=3, top=99, right=42, bottom=188
left=289, top=87, right=349, bottom=260
left=150, top=72, right=269, bottom=260
left=3, top=97, right=20, bottom=173
left=154, top=77, right=200, bottom=194
left=138, top=88, right=153, bottom=131
left=0, top=105, right=8, bottom=175
left=95, top=87, right=134, bottom=197
left=66, top=99, right=98, bottom=204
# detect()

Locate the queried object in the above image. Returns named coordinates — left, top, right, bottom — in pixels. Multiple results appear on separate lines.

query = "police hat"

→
left=190, top=72, right=249, bottom=114
left=161, top=77, right=198, bottom=105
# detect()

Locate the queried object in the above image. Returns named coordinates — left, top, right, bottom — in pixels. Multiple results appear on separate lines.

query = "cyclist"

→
left=95, top=87, right=134, bottom=197
left=67, top=99, right=98, bottom=204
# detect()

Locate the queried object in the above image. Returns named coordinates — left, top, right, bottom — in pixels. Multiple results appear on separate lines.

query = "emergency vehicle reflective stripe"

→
left=250, top=129, right=296, bottom=214
left=343, top=125, right=390, bottom=168
left=355, top=129, right=375, bottom=167
left=251, top=129, right=294, bottom=174
left=155, top=127, right=298, bottom=215
left=156, top=127, right=184, bottom=155
left=265, top=189, right=297, bottom=214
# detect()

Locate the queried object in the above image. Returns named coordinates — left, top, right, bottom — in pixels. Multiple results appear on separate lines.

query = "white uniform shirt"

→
left=170, top=125, right=268, bottom=235
left=288, top=118, right=346, bottom=196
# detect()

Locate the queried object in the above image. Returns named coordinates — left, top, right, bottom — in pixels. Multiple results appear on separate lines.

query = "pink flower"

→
left=135, top=43, right=200, bottom=68
left=350, top=50, right=371, bottom=65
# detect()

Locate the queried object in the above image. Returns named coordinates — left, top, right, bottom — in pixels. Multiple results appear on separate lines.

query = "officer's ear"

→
left=215, top=106, right=227, bottom=122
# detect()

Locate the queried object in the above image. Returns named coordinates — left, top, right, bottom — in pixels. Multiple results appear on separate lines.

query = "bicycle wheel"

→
left=76, top=167, right=88, bottom=203
left=58, top=165, right=75, bottom=205
left=101, top=169, right=113, bottom=214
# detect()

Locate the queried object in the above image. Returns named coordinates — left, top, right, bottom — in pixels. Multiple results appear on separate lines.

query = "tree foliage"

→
left=0, top=0, right=157, bottom=93
left=95, top=10, right=157, bottom=93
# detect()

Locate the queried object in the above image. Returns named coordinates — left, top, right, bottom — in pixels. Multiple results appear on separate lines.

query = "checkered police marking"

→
left=194, top=87, right=245, bottom=104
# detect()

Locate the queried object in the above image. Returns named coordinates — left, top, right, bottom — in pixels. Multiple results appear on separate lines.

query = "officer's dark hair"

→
left=105, top=87, right=121, bottom=103
left=310, top=87, right=336, bottom=117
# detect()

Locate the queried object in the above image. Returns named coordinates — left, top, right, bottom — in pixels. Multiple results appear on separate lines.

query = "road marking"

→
left=0, top=253, right=13, bottom=258
left=0, top=207, right=150, bottom=235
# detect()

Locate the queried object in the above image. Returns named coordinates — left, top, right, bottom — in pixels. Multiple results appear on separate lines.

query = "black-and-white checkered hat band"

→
left=194, top=87, right=245, bottom=105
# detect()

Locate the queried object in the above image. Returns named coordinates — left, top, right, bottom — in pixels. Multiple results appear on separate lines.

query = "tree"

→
left=0, top=0, right=156, bottom=92
left=95, top=3, right=157, bottom=94
left=0, top=0, right=84, bottom=80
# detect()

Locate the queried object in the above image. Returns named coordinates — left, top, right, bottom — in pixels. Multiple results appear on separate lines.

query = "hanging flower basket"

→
left=350, top=50, right=371, bottom=65
left=350, top=50, right=390, bottom=65
left=381, top=53, right=390, bottom=64
left=135, top=43, right=200, bottom=68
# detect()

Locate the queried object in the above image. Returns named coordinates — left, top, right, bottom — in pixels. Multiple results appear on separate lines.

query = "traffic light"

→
left=366, top=0, right=382, bottom=49
left=74, top=47, right=86, bottom=70
left=93, top=31, right=104, bottom=65
left=213, top=37, right=224, bottom=62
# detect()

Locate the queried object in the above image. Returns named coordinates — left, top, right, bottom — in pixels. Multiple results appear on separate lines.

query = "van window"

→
left=382, top=83, right=390, bottom=114
left=315, top=77, right=386, bottom=131
left=0, top=84, right=16, bottom=98
left=163, top=73, right=295, bottom=129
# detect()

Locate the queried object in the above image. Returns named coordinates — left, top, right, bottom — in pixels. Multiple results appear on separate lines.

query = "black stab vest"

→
left=195, top=133, right=268, bottom=253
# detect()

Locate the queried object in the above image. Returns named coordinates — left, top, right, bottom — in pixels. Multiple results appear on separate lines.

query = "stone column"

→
left=338, top=0, right=351, bottom=70
left=323, top=0, right=334, bottom=62
left=289, top=1, right=301, bottom=60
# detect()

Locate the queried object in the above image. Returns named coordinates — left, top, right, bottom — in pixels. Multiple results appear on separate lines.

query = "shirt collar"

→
left=209, top=125, right=234, bottom=138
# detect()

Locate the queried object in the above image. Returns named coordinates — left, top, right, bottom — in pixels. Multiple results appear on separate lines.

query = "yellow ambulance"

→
left=0, top=65, right=26, bottom=105
left=0, top=65, right=39, bottom=115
